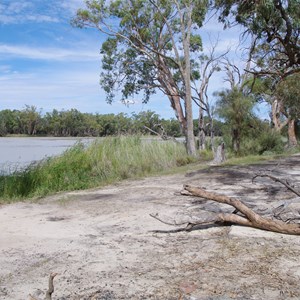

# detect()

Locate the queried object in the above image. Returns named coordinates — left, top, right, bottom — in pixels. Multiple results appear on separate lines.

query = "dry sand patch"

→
left=1, top=155, right=300, bottom=299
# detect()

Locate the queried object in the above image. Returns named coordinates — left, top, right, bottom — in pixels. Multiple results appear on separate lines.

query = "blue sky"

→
left=0, top=0, right=263, bottom=119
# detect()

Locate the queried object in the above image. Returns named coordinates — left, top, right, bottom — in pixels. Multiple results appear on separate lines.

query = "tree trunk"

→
left=271, top=98, right=289, bottom=132
left=288, top=118, right=298, bottom=147
left=169, top=93, right=187, bottom=135
left=158, top=62, right=187, bottom=136
left=198, top=106, right=206, bottom=150
left=182, top=7, right=196, bottom=156
left=210, top=117, right=215, bottom=153
left=232, top=128, right=240, bottom=155
left=212, top=142, right=225, bottom=164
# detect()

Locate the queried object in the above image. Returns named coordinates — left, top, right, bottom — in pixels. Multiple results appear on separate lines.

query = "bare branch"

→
left=180, top=185, right=300, bottom=235
left=253, top=174, right=300, bottom=197
left=45, top=273, right=58, bottom=300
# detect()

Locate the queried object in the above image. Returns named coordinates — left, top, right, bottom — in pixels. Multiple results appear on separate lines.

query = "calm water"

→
left=0, top=137, right=95, bottom=174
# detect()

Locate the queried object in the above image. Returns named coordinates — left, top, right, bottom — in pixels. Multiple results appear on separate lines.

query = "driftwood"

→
left=29, top=273, right=58, bottom=300
left=143, top=125, right=178, bottom=142
left=45, top=273, right=58, bottom=300
left=151, top=184, right=300, bottom=235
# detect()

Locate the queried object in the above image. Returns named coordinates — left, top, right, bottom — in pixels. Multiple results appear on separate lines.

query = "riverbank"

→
left=0, top=136, right=95, bottom=175
left=0, top=136, right=195, bottom=202
left=1, top=154, right=300, bottom=299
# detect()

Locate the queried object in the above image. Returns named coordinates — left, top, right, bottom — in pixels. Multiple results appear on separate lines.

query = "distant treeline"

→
left=0, top=106, right=224, bottom=137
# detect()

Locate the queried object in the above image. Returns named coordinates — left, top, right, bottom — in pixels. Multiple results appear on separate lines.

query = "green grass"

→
left=1, top=135, right=299, bottom=203
left=0, top=136, right=196, bottom=202
left=223, top=144, right=300, bottom=166
left=222, top=154, right=278, bottom=166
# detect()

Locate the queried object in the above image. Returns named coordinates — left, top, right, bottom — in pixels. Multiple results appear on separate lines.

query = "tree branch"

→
left=252, top=174, right=300, bottom=197
left=177, top=185, right=300, bottom=235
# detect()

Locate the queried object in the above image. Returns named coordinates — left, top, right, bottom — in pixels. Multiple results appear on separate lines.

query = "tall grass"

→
left=0, top=136, right=195, bottom=202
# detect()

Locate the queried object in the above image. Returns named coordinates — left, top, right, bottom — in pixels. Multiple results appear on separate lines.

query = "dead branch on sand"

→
left=253, top=173, right=300, bottom=197
left=29, top=273, right=58, bottom=300
left=151, top=184, right=300, bottom=235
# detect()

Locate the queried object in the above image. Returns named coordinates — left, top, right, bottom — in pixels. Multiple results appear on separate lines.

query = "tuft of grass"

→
left=0, top=136, right=196, bottom=202
left=199, top=149, right=214, bottom=161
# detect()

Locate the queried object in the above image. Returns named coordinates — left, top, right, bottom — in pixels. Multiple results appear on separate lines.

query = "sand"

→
left=1, top=154, right=300, bottom=299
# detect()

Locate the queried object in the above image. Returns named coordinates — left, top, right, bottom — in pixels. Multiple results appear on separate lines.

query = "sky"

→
left=0, top=0, right=261, bottom=119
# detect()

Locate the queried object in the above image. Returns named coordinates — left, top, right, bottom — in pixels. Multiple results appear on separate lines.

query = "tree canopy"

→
left=72, top=0, right=210, bottom=155
left=215, top=0, right=300, bottom=79
left=275, top=72, right=300, bottom=119
left=70, top=0, right=300, bottom=153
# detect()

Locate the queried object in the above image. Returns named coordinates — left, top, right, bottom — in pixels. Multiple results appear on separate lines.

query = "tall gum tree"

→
left=190, top=38, right=226, bottom=151
left=72, top=0, right=209, bottom=156
left=215, top=57, right=256, bottom=155
left=215, top=0, right=300, bottom=147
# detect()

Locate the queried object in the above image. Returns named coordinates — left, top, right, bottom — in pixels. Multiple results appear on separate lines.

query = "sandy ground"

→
left=1, top=155, right=300, bottom=300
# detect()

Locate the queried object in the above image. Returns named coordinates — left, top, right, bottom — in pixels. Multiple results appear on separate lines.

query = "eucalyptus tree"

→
left=216, top=88, right=256, bottom=155
left=73, top=0, right=209, bottom=155
left=215, top=58, right=256, bottom=155
left=19, top=105, right=42, bottom=136
left=215, top=0, right=300, bottom=79
left=0, top=109, right=20, bottom=135
left=190, top=38, right=226, bottom=151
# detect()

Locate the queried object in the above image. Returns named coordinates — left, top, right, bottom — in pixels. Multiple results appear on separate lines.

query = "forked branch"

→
left=152, top=185, right=300, bottom=235
left=182, top=185, right=300, bottom=235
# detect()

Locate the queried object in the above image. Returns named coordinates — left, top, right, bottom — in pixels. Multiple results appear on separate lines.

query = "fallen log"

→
left=151, top=185, right=300, bottom=235
left=182, top=185, right=300, bottom=235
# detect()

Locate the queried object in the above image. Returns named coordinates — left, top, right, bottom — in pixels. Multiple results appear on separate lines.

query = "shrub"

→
left=257, top=130, right=284, bottom=154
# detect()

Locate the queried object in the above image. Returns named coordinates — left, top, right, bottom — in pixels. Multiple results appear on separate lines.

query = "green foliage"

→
left=0, top=136, right=196, bottom=202
left=198, top=148, right=214, bottom=161
left=0, top=108, right=186, bottom=138
left=257, top=130, right=284, bottom=154
left=215, top=0, right=300, bottom=74
left=73, top=0, right=209, bottom=154
left=215, top=87, right=256, bottom=155
left=275, top=73, right=300, bottom=118
left=239, top=130, right=284, bottom=156
left=190, top=34, right=203, bottom=52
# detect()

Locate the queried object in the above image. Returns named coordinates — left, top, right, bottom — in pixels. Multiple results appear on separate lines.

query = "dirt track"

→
left=1, top=154, right=300, bottom=300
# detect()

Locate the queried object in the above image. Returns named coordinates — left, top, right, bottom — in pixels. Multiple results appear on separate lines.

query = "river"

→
left=0, top=137, right=95, bottom=174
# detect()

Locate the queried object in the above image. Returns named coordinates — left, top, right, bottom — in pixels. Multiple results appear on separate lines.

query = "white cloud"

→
left=0, top=13, right=59, bottom=24
left=6, top=1, right=32, bottom=14
left=0, top=1, right=68, bottom=24
left=0, top=64, right=13, bottom=73
left=0, top=44, right=99, bottom=61
left=26, top=14, right=59, bottom=23
left=0, top=68, right=100, bottom=110
left=60, top=0, right=86, bottom=13
left=0, top=67, right=175, bottom=118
